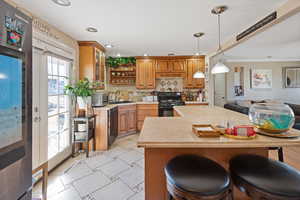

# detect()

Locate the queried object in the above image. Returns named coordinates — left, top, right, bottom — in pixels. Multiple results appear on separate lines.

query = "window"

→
left=284, top=67, right=300, bottom=88
left=47, top=56, right=71, bottom=159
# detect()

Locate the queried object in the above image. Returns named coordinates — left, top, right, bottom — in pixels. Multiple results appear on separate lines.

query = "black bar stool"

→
left=164, top=155, right=233, bottom=200
left=230, top=154, right=300, bottom=200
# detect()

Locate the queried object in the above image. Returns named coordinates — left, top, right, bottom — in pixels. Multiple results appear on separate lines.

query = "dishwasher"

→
left=108, top=106, right=118, bottom=146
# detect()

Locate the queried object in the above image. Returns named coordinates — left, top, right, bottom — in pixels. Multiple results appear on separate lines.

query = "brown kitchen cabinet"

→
left=156, top=60, right=170, bottom=73
left=137, top=104, right=158, bottom=131
left=136, top=59, right=156, bottom=89
left=156, top=59, right=186, bottom=73
left=118, top=105, right=137, bottom=137
left=184, top=58, right=205, bottom=89
left=78, top=41, right=105, bottom=89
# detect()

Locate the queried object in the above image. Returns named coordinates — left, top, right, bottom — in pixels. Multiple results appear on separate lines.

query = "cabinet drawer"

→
left=137, top=104, right=158, bottom=110
left=137, top=110, right=158, bottom=121
left=118, top=104, right=136, bottom=111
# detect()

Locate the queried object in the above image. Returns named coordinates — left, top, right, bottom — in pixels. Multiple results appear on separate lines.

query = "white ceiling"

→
left=13, top=0, right=288, bottom=57
left=225, top=11, right=300, bottom=61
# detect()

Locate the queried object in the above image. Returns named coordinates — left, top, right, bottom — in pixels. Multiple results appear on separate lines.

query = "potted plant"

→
left=106, top=56, right=136, bottom=68
left=64, top=78, right=96, bottom=116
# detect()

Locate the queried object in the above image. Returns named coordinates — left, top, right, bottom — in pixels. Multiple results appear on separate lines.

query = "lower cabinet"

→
left=118, top=105, right=137, bottom=137
left=137, top=104, right=158, bottom=131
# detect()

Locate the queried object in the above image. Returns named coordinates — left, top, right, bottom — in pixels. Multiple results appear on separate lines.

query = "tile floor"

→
left=33, top=134, right=145, bottom=200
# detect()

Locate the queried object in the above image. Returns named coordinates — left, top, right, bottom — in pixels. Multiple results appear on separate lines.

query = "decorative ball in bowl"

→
left=249, top=103, right=295, bottom=133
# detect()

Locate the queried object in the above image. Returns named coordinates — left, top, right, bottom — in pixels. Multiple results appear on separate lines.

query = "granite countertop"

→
left=137, top=106, right=300, bottom=148
left=93, top=102, right=159, bottom=110
left=185, top=101, right=209, bottom=104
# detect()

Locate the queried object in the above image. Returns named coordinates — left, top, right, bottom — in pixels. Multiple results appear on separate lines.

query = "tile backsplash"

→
left=156, top=78, right=183, bottom=92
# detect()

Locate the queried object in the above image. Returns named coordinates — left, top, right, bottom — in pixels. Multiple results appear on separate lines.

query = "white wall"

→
left=226, top=61, right=300, bottom=104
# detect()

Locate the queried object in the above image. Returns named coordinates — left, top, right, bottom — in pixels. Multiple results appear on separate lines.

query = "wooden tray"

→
left=255, top=128, right=300, bottom=138
left=192, top=124, right=220, bottom=137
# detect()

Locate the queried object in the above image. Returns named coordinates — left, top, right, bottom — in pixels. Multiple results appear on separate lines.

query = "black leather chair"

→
left=230, top=154, right=300, bottom=200
left=164, top=155, right=233, bottom=200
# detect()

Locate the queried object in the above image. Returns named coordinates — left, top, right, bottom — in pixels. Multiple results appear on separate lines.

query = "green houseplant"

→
left=106, top=56, right=136, bottom=68
left=64, top=78, right=96, bottom=116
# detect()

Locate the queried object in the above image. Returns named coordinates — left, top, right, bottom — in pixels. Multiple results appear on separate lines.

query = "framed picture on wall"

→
left=250, top=69, right=272, bottom=89
left=283, top=67, right=300, bottom=88
left=234, top=67, right=244, bottom=96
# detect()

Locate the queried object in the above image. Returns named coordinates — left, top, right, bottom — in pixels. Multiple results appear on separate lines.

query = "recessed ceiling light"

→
left=144, top=53, right=148, bottom=57
left=105, top=44, right=113, bottom=48
left=116, top=53, right=121, bottom=57
left=195, top=52, right=200, bottom=56
left=168, top=53, right=175, bottom=56
left=86, top=27, right=98, bottom=33
left=52, top=0, right=71, bottom=6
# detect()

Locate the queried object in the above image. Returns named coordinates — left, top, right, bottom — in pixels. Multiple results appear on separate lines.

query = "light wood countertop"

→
left=138, top=106, right=300, bottom=148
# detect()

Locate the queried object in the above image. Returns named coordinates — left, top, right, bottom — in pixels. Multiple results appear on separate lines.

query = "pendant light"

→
left=211, top=6, right=230, bottom=74
left=193, top=32, right=205, bottom=79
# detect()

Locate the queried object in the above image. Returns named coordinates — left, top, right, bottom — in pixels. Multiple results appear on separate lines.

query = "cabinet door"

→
left=136, top=59, right=146, bottom=89
left=118, top=110, right=128, bottom=136
left=193, top=59, right=204, bottom=88
left=184, top=59, right=204, bottom=88
left=146, top=59, right=156, bottom=89
left=172, top=59, right=186, bottom=73
left=94, top=48, right=105, bottom=89
left=136, top=59, right=156, bottom=89
left=156, top=60, right=169, bottom=73
left=100, top=51, right=105, bottom=87
left=127, top=110, right=137, bottom=132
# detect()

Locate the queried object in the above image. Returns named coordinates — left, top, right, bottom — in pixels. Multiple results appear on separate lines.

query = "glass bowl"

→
left=249, top=103, right=295, bottom=133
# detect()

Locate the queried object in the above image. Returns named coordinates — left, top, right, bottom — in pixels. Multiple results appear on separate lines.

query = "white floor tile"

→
left=36, top=136, right=147, bottom=200
left=128, top=190, right=145, bottom=200
left=118, top=150, right=143, bottom=164
left=103, top=146, right=130, bottom=158
left=47, top=176, right=66, bottom=198
left=118, top=166, right=144, bottom=189
left=73, top=171, right=111, bottom=197
left=60, top=161, right=93, bottom=185
left=135, top=159, right=144, bottom=169
left=99, top=159, right=131, bottom=178
left=48, top=186, right=81, bottom=200
left=85, top=153, right=114, bottom=169
left=132, top=182, right=144, bottom=193
left=91, top=180, right=134, bottom=200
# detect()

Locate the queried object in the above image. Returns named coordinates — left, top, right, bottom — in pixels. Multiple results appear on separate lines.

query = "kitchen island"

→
left=137, top=106, right=300, bottom=200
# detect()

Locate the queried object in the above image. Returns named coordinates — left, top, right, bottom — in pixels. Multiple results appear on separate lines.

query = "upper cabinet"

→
left=78, top=41, right=106, bottom=89
left=156, top=59, right=186, bottom=73
left=136, top=56, right=204, bottom=90
left=136, top=59, right=156, bottom=89
left=156, top=60, right=170, bottom=73
left=184, top=58, right=205, bottom=89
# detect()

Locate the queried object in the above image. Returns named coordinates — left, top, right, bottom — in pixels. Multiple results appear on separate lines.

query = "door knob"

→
left=34, top=116, right=39, bottom=122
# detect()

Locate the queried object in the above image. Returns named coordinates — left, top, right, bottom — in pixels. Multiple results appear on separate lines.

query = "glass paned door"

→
left=47, top=56, right=71, bottom=159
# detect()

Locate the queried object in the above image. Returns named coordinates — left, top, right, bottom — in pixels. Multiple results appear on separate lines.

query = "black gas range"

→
left=158, top=92, right=185, bottom=117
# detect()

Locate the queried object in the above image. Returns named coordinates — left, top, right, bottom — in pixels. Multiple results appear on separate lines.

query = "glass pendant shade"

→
left=193, top=71, right=205, bottom=79
left=211, top=62, right=230, bottom=74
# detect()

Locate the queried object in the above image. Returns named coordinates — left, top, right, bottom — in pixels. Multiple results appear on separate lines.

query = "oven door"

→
left=0, top=45, right=26, bottom=170
left=159, top=107, right=174, bottom=117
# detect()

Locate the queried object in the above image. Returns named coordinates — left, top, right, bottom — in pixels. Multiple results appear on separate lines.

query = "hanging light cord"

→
left=197, top=37, right=200, bottom=53
left=218, top=14, right=221, bottom=51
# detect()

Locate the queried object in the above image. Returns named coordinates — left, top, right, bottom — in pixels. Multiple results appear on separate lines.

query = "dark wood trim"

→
left=78, top=41, right=106, bottom=52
